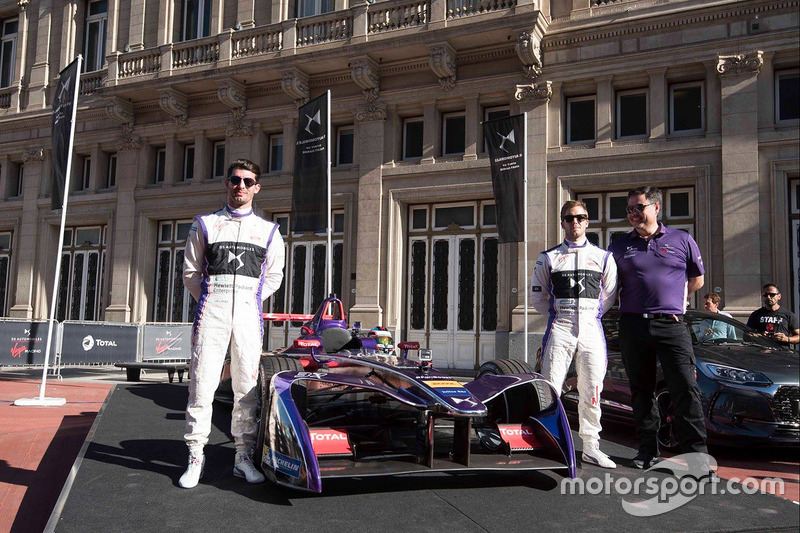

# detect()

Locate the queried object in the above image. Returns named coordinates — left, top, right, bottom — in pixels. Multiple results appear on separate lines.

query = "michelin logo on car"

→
left=82, top=335, right=118, bottom=351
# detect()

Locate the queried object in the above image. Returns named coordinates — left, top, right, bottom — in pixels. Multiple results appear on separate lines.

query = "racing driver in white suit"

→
left=530, top=200, right=618, bottom=468
left=179, top=159, right=285, bottom=488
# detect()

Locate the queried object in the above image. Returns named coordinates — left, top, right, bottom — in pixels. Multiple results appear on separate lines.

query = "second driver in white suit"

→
left=530, top=200, right=618, bottom=468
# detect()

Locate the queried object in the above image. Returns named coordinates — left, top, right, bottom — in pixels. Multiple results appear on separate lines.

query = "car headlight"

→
left=699, top=362, right=772, bottom=385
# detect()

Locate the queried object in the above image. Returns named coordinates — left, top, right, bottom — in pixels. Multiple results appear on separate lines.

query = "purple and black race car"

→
left=251, top=296, right=576, bottom=492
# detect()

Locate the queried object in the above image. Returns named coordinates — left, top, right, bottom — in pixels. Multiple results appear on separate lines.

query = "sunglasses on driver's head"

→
left=562, top=214, right=589, bottom=223
left=228, top=176, right=257, bottom=187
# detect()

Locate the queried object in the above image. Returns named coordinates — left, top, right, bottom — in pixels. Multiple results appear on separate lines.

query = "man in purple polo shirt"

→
left=609, top=186, right=708, bottom=470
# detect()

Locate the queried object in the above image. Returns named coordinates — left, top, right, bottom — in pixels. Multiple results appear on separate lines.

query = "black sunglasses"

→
left=562, top=214, right=589, bottom=223
left=762, top=292, right=780, bottom=297
left=228, top=176, right=257, bottom=188
left=625, top=203, right=655, bottom=214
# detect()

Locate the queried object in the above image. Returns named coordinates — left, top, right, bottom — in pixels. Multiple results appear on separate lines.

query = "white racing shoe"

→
left=179, top=452, right=205, bottom=488
left=234, top=451, right=266, bottom=484
left=581, top=442, right=617, bottom=469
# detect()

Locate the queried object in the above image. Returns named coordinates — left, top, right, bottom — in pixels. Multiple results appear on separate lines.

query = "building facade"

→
left=0, top=0, right=797, bottom=368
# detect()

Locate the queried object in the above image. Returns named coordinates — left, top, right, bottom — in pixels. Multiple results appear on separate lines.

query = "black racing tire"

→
left=254, top=355, right=304, bottom=470
left=477, top=358, right=535, bottom=377
left=656, top=388, right=680, bottom=451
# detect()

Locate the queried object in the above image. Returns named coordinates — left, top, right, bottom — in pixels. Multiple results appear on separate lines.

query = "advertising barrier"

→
left=60, top=321, right=139, bottom=364
left=0, top=320, right=59, bottom=366
left=140, top=323, right=192, bottom=362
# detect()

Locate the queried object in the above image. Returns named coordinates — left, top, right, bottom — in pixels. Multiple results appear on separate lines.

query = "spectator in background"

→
left=694, top=293, right=736, bottom=342
left=747, top=284, right=799, bottom=348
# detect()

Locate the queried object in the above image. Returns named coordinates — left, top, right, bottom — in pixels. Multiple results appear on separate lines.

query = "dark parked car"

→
left=560, top=310, right=800, bottom=448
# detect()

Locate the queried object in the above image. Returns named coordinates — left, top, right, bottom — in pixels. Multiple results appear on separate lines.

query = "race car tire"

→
left=477, top=359, right=553, bottom=417
left=656, top=388, right=680, bottom=451
left=254, top=355, right=304, bottom=471
left=476, top=358, right=535, bottom=377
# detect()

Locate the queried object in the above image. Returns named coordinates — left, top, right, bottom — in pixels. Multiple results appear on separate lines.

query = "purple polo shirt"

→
left=609, top=223, right=704, bottom=314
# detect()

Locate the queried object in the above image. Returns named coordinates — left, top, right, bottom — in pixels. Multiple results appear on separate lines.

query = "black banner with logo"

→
left=0, top=320, right=58, bottom=366
left=484, top=114, right=526, bottom=243
left=291, top=92, right=329, bottom=233
left=60, top=322, right=138, bottom=364
left=140, top=324, right=192, bottom=362
left=51, top=57, right=81, bottom=211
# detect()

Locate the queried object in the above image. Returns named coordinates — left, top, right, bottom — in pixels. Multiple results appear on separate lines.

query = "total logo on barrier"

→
left=82, top=335, right=117, bottom=351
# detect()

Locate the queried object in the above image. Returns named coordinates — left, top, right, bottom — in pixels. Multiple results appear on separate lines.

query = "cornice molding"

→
left=717, top=51, right=763, bottom=77
left=516, top=31, right=542, bottom=80
left=158, top=88, right=189, bottom=127
left=105, top=96, right=135, bottom=134
left=22, top=148, right=44, bottom=162
left=217, top=79, right=247, bottom=120
left=118, top=135, right=142, bottom=151
left=515, top=81, right=552, bottom=103
left=355, top=103, right=387, bottom=123
left=281, top=69, right=310, bottom=107
left=429, top=43, right=457, bottom=91
left=350, top=57, right=380, bottom=102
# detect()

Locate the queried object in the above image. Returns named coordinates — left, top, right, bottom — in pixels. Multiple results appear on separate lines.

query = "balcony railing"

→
left=107, top=0, right=535, bottom=84
left=0, top=86, right=14, bottom=109
left=80, top=71, right=105, bottom=96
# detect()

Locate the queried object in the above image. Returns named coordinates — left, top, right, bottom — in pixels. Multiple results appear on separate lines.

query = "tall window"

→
left=154, top=220, right=196, bottom=322
left=182, top=144, right=195, bottom=181
left=297, top=0, right=334, bottom=18
left=13, top=163, right=23, bottom=197
left=84, top=0, right=108, bottom=72
left=567, top=95, right=596, bottom=144
left=403, top=118, right=423, bottom=160
left=181, top=0, right=212, bottom=41
left=269, top=135, right=283, bottom=172
left=442, top=112, right=466, bottom=156
left=155, top=148, right=166, bottom=183
left=213, top=141, right=226, bottom=178
left=776, top=69, right=799, bottom=124
left=57, top=226, right=106, bottom=321
left=106, top=154, right=117, bottom=188
left=670, top=82, right=704, bottom=134
left=616, top=89, right=648, bottom=139
left=80, top=156, right=92, bottom=191
left=336, top=126, right=354, bottom=166
left=0, top=232, right=11, bottom=316
left=1, top=18, right=17, bottom=88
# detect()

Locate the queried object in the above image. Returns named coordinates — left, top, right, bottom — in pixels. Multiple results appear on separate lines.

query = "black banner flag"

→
left=51, top=58, right=81, bottom=211
left=292, top=92, right=329, bottom=233
left=484, top=114, right=526, bottom=243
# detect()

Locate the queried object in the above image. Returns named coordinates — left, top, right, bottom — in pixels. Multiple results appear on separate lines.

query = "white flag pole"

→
left=325, top=90, right=333, bottom=298
left=15, top=56, right=82, bottom=407
left=523, top=111, right=529, bottom=364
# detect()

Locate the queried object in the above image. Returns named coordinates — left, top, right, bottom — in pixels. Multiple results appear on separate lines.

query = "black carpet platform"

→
left=52, top=383, right=800, bottom=533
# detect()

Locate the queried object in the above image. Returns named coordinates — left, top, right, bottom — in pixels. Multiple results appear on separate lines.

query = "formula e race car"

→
left=252, top=296, right=576, bottom=493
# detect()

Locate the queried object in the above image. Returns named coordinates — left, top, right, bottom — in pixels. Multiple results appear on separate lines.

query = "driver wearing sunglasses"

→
left=746, top=283, right=799, bottom=347
left=180, top=159, right=286, bottom=489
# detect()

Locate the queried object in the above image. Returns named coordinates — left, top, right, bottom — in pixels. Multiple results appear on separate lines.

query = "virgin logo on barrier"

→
left=10, top=342, right=25, bottom=358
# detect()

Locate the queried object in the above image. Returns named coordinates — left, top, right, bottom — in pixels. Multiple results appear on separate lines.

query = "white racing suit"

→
left=530, top=239, right=617, bottom=446
left=183, top=205, right=285, bottom=454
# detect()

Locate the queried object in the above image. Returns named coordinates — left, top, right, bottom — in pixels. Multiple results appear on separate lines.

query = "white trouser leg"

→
left=230, top=315, right=262, bottom=454
left=541, top=322, right=576, bottom=395
left=184, top=324, right=230, bottom=453
left=575, top=331, right=607, bottom=445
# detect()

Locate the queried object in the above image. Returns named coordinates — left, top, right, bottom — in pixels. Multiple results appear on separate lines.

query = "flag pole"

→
left=15, top=56, right=82, bottom=407
left=522, top=111, right=529, bottom=364
left=325, top=90, right=332, bottom=298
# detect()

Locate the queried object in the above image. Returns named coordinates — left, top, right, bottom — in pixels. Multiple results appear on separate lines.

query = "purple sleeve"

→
left=686, top=234, right=705, bottom=277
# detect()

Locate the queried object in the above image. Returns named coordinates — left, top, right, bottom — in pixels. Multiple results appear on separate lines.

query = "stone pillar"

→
left=596, top=75, right=613, bottom=147
left=512, top=82, right=551, bottom=335
left=463, top=95, right=479, bottom=160
left=705, top=61, right=721, bottom=136
left=547, top=81, right=562, bottom=150
left=104, top=140, right=141, bottom=322
left=128, top=0, right=147, bottom=50
left=421, top=101, right=438, bottom=164
left=9, top=149, right=45, bottom=318
left=717, top=51, right=764, bottom=312
left=194, top=132, right=212, bottom=182
left=281, top=118, right=297, bottom=174
left=158, top=0, right=174, bottom=45
left=348, top=104, right=387, bottom=327
left=28, top=0, right=53, bottom=109
left=108, top=0, right=120, bottom=54
left=237, top=0, right=255, bottom=28
left=648, top=68, right=667, bottom=141
left=90, top=144, right=107, bottom=192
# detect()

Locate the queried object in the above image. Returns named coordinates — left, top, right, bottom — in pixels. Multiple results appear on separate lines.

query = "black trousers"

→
left=618, top=314, right=708, bottom=456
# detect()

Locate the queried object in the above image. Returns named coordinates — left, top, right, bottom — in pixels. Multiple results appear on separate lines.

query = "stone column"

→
left=348, top=104, right=387, bottom=327
left=596, top=75, right=613, bottom=147
left=28, top=0, right=52, bottom=109
left=547, top=81, right=562, bottom=150
left=510, top=82, right=550, bottom=356
left=420, top=101, right=438, bottom=164
left=128, top=0, right=147, bottom=50
left=281, top=118, right=297, bottom=174
left=704, top=61, right=721, bottom=136
left=237, top=0, right=255, bottom=28
left=9, top=149, right=45, bottom=318
left=463, top=95, right=479, bottom=161
left=648, top=68, right=667, bottom=141
left=104, top=139, right=142, bottom=322
left=158, top=0, right=174, bottom=45
left=717, top=51, right=763, bottom=312
left=194, top=132, right=211, bottom=182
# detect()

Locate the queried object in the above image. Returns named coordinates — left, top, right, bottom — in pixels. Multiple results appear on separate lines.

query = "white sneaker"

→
left=582, top=442, right=617, bottom=469
left=179, top=452, right=205, bottom=488
left=234, top=451, right=265, bottom=484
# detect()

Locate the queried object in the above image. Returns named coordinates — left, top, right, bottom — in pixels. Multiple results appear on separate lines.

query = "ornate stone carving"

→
left=429, top=44, right=457, bottom=91
left=105, top=97, right=134, bottom=133
left=717, top=51, right=763, bottom=77
left=158, top=88, right=189, bottom=127
left=281, top=69, right=310, bottom=107
left=217, top=79, right=247, bottom=120
left=118, top=136, right=142, bottom=151
left=516, top=31, right=542, bottom=79
left=226, top=121, right=253, bottom=138
left=515, top=81, right=552, bottom=103
left=22, top=148, right=44, bottom=162
left=355, top=103, right=387, bottom=122
left=350, top=58, right=380, bottom=102
left=18, top=0, right=29, bottom=12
